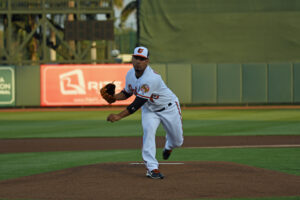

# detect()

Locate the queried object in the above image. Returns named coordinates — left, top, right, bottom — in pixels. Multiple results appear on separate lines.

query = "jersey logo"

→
left=128, top=84, right=137, bottom=95
left=138, top=48, right=144, bottom=53
left=150, top=94, right=159, bottom=103
left=141, top=84, right=150, bottom=93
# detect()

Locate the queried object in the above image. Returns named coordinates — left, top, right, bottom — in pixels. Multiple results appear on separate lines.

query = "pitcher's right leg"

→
left=141, top=109, right=161, bottom=172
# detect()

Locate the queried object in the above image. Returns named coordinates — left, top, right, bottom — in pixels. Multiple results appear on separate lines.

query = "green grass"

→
left=0, top=149, right=140, bottom=181
left=0, top=109, right=300, bottom=138
left=0, top=147, right=299, bottom=181
left=174, top=147, right=300, bottom=175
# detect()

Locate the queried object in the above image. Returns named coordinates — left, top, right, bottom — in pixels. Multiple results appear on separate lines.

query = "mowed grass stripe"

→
left=1, top=109, right=300, bottom=138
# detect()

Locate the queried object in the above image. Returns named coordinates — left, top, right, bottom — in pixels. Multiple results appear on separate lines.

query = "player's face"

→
left=132, top=56, right=149, bottom=77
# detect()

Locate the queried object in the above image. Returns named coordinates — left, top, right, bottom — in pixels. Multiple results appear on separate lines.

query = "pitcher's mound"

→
left=0, top=161, right=300, bottom=200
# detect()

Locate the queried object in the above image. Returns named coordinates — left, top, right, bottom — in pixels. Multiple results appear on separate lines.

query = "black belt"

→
left=155, top=103, right=172, bottom=112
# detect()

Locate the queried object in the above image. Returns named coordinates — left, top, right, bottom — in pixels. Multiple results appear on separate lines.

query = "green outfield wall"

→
left=151, top=63, right=300, bottom=104
left=1, top=63, right=300, bottom=107
left=15, top=66, right=40, bottom=106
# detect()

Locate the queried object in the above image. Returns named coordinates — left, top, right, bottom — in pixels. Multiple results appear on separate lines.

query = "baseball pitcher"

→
left=101, top=46, right=184, bottom=179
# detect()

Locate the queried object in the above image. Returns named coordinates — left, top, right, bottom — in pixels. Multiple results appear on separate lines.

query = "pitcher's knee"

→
left=174, top=137, right=184, bottom=148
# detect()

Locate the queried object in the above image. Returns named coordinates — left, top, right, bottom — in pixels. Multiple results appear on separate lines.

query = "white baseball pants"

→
left=141, top=101, right=183, bottom=171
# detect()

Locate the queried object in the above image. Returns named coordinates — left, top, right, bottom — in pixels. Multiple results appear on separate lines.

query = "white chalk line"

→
left=184, top=144, right=300, bottom=149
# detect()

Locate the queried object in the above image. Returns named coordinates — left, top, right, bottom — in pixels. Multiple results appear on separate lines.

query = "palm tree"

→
left=113, top=0, right=123, bottom=9
left=119, top=0, right=137, bottom=28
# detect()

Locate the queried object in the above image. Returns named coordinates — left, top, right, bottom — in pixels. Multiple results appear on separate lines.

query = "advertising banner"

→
left=0, top=66, right=15, bottom=106
left=41, top=64, right=134, bottom=106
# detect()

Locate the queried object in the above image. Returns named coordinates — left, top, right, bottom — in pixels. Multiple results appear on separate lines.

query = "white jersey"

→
left=124, top=65, right=177, bottom=111
left=124, top=64, right=183, bottom=172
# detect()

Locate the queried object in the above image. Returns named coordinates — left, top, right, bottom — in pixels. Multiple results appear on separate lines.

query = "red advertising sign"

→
left=41, top=64, right=134, bottom=106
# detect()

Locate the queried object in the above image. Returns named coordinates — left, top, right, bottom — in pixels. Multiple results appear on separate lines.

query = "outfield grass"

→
left=0, top=109, right=299, bottom=138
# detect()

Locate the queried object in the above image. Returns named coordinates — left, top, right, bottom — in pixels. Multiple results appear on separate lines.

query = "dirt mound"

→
left=0, top=161, right=300, bottom=200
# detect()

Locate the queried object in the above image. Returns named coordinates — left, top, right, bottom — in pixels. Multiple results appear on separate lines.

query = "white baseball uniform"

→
left=124, top=65, right=184, bottom=171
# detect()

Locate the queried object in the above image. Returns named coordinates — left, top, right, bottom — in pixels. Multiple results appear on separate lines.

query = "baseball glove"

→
left=100, top=83, right=116, bottom=104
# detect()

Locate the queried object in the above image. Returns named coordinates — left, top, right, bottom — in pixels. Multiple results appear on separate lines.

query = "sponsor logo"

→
left=0, top=76, right=11, bottom=95
left=59, top=69, right=86, bottom=95
left=41, top=64, right=133, bottom=106
left=59, top=69, right=123, bottom=96
left=0, top=67, right=15, bottom=105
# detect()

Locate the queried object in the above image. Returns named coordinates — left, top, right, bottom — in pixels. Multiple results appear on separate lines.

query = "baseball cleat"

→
left=146, top=169, right=164, bottom=179
left=162, top=149, right=172, bottom=160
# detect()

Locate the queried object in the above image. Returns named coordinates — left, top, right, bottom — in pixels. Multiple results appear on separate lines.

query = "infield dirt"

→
left=0, top=161, right=300, bottom=200
left=0, top=135, right=300, bottom=199
left=1, top=135, right=300, bottom=153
